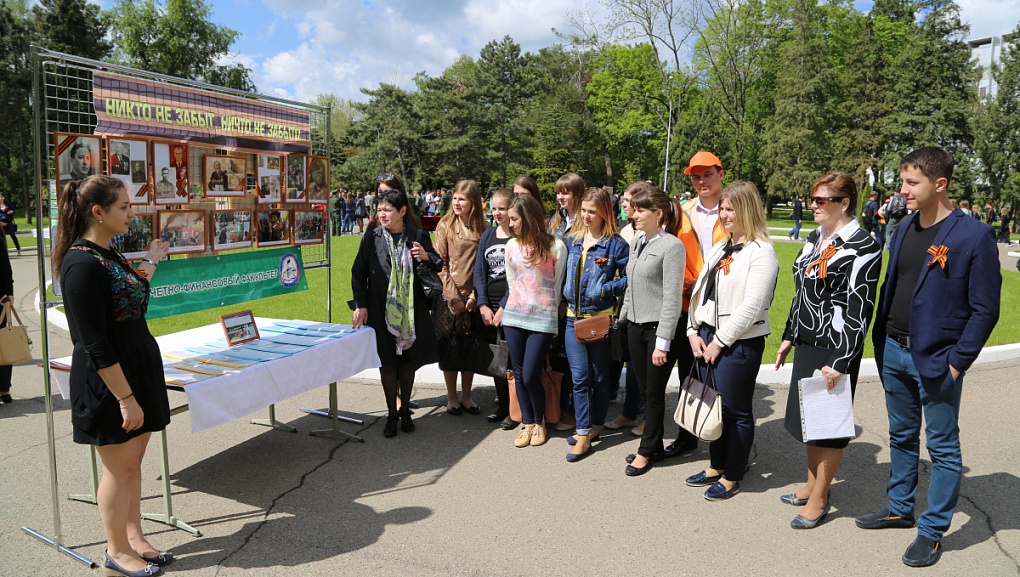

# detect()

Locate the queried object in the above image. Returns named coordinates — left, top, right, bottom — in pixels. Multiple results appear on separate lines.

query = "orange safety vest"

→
left=676, top=198, right=728, bottom=311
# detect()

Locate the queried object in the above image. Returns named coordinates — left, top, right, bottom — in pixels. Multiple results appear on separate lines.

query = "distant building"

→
left=969, top=34, right=1015, bottom=98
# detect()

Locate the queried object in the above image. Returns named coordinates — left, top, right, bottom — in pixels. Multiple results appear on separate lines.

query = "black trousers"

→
left=697, top=325, right=765, bottom=482
left=627, top=320, right=682, bottom=458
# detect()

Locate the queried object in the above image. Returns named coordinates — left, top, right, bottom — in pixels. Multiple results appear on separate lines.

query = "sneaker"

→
left=530, top=424, right=548, bottom=446
left=855, top=507, right=916, bottom=530
left=514, top=428, right=533, bottom=448
left=902, top=535, right=941, bottom=567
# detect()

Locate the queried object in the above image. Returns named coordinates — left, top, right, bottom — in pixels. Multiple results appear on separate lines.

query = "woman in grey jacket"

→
left=617, top=187, right=686, bottom=476
left=686, top=182, right=779, bottom=500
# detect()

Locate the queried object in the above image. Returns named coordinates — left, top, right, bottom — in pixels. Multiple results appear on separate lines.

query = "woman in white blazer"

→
left=685, top=181, right=779, bottom=501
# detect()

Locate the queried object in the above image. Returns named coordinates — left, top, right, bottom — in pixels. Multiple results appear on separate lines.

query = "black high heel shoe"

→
left=399, top=408, right=415, bottom=433
left=0, top=393, right=12, bottom=403
left=383, top=413, right=399, bottom=438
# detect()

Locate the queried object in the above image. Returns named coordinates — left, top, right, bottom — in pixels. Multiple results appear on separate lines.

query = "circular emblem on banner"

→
left=279, top=253, right=301, bottom=288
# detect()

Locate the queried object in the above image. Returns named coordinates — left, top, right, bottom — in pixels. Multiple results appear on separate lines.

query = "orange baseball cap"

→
left=684, top=151, right=723, bottom=175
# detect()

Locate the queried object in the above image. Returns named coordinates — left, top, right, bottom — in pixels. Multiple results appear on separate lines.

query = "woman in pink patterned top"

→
left=499, top=194, right=566, bottom=448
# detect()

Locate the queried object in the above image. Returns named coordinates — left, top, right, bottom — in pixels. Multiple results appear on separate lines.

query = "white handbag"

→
left=674, top=363, right=723, bottom=442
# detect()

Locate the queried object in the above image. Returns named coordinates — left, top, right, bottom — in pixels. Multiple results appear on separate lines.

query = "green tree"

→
left=414, top=56, right=487, bottom=187
left=692, top=0, right=778, bottom=180
left=761, top=0, right=835, bottom=208
left=107, top=0, right=254, bottom=91
left=32, top=0, right=111, bottom=60
left=586, top=43, right=665, bottom=187
left=0, top=1, right=33, bottom=220
left=473, top=36, right=536, bottom=188
left=973, top=25, right=1020, bottom=206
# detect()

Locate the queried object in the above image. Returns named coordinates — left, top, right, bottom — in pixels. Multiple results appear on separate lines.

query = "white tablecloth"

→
left=50, top=318, right=382, bottom=433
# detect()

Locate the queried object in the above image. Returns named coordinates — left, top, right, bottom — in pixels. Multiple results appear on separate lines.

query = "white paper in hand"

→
left=798, top=372, right=855, bottom=442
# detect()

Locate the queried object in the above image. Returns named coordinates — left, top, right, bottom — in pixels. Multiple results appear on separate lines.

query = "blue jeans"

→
left=881, top=336, right=964, bottom=542
left=342, top=214, right=355, bottom=233
left=564, top=317, right=611, bottom=435
left=788, top=220, right=802, bottom=239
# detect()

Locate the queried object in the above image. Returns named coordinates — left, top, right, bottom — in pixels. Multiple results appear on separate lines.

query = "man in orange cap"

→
left=662, top=150, right=730, bottom=459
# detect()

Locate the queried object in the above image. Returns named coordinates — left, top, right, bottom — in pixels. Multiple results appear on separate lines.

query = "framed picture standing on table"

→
left=212, top=209, right=253, bottom=251
left=158, top=209, right=207, bottom=254
left=257, top=154, right=282, bottom=204
left=293, top=208, right=325, bottom=245
left=111, top=214, right=155, bottom=259
left=305, top=156, right=329, bottom=203
left=55, top=133, right=101, bottom=194
left=220, top=310, right=259, bottom=346
left=285, top=154, right=306, bottom=202
left=106, top=137, right=150, bottom=204
left=204, top=154, right=247, bottom=197
left=152, top=142, right=190, bottom=205
left=256, top=209, right=291, bottom=247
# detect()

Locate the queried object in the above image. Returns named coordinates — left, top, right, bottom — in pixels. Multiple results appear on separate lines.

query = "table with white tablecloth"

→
left=48, top=318, right=382, bottom=535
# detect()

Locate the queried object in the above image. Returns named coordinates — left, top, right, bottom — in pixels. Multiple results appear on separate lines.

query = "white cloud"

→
left=241, top=0, right=1020, bottom=104
left=956, top=0, right=1020, bottom=38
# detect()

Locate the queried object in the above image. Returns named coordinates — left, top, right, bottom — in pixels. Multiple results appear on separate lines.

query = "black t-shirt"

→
left=885, top=216, right=946, bottom=338
left=482, top=234, right=509, bottom=307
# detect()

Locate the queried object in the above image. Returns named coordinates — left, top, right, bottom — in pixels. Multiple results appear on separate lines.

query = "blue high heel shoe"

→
left=103, top=552, right=160, bottom=576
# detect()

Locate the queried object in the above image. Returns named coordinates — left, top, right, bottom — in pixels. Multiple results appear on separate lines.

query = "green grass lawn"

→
left=140, top=234, right=1020, bottom=363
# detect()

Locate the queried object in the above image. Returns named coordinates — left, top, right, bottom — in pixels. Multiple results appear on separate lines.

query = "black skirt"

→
left=783, top=342, right=860, bottom=449
left=70, top=319, right=171, bottom=446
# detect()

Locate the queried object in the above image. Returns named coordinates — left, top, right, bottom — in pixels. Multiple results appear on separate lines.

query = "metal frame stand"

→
left=304, top=382, right=365, bottom=442
left=250, top=404, right=298, bottom=433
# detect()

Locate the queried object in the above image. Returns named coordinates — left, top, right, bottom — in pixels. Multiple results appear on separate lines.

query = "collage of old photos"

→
left=56, top=132, right=328, bottom=255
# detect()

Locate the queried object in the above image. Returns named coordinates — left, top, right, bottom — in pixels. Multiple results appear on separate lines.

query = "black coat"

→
left=351, top=224, right=441, bottom=369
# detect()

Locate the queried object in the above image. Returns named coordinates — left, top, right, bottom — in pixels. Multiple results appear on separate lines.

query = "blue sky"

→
left=95, top=0, right=1020, bottom=103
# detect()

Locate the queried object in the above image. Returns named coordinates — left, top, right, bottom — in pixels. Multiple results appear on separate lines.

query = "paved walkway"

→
left=2, top=248, right=1018, bottom=576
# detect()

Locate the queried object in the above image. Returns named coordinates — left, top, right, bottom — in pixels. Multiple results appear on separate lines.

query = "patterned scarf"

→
left=382, top=229, right=416, bottom=354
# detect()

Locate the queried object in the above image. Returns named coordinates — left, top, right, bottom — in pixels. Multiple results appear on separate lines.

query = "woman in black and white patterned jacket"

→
left=775, top=172, right=881, bottom=530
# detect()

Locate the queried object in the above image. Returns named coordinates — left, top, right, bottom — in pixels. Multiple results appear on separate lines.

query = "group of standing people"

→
left=349, top=146, right=1000, bottom=568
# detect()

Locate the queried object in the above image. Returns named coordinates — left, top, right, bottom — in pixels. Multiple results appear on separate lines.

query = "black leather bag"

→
left=413, top=229, right=443, bottom=306
left=610, top=318, right=629, bottom=362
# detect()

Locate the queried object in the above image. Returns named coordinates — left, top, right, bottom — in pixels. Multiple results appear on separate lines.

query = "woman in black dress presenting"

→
left=55, top=175, right=173, bottom=577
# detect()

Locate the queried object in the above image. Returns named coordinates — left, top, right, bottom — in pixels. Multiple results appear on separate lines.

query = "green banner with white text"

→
left=147, top=248, right=308, bottom=319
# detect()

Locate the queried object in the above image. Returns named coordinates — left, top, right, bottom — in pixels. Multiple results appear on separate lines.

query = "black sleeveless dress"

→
left=60, top=240, right=170, bottom=445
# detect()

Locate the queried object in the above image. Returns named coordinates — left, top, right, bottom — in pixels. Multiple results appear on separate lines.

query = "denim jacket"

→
left=563, top=233, right=630, bottom=315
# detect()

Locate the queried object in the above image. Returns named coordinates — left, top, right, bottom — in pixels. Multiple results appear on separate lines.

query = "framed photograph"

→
left=152, top=142, right=190, bottom=204
left=55, top=132, right=101, bottom=194
left=305, top=156, right=329, bottom=204
left=293, top=208, right=325, bottom=245
left=204, top=154, right=247, bottom=196
left=256, top=209, right=291, bottom=247
left=111, top=214, right=155, bottom=259
left=220, top=310, right=260, bottom=346
left=106, top=137, right=150, bottom=204
left=212, top=209, right=253, bottom=251
left=158, top=209, right=207, bottom=254
left=285, top=154, right=306, bottom=202
left=256, top=154, right=282, bottom=204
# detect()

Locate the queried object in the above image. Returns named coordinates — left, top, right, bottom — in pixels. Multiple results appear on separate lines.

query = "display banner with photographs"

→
left=146, top=247, right=308, bottom=319
left=93, top=72, right=312, bottom=152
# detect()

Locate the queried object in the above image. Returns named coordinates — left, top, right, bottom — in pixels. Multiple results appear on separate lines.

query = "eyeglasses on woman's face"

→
left=809, top=196, right=844, bottom=206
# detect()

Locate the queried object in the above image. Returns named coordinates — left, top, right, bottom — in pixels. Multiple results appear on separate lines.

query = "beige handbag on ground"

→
left=0, top=300, right=32, bottom=365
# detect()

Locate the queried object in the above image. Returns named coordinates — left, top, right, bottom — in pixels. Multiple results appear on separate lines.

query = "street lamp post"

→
left=663, top=74, right=674, bottom=192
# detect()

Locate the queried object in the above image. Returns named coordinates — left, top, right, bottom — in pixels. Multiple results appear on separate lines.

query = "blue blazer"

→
left=872, top=209, right=1000, bottom=379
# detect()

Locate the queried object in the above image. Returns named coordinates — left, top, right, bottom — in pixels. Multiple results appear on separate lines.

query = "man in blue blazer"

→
left=856, top=147, right=1001, bottom=567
